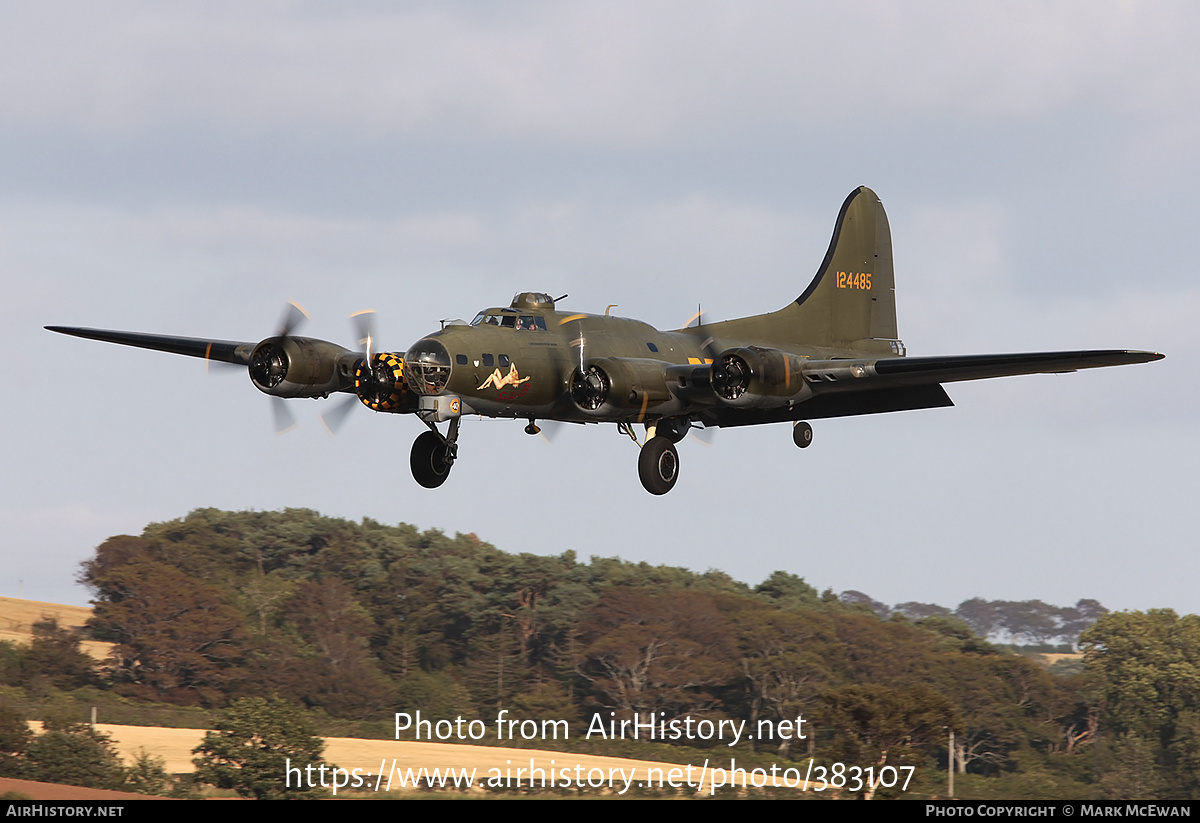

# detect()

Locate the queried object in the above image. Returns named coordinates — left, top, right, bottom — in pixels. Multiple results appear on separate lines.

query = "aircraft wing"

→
left=705, top=349, right=1162, bottom=428
left=45, top=326, right=255, bottom=365
left=805, top=349, right=1163, bottom=387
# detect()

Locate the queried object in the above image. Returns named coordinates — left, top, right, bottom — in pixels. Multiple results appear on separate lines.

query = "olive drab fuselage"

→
left=407, top=306, right=736, bottom=424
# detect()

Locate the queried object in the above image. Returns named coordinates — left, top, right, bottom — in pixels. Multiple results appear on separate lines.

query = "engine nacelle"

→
left=248, top=336, right=355, bottom=398
left=570, top=357, right=672, bottom=418
left=710, top=346, right=810, bottom=409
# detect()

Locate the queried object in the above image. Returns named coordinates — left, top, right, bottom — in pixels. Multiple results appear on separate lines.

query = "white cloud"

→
left=4, top=2, right=1197, bottom=147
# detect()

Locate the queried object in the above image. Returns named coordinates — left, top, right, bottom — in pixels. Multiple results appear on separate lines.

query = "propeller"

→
left=249, top=302, right=310, bottom=432
left=198, top=302, right=310, bottom=431
left=568, top=316, right=618, bottom=413
left=681, top=305, right=722, bottom=363
left=319, top=309, right=411, bottom=435
left=248, top=302, right=309, bottom=392
left=318, top=310, right=376, bottom=434
left=352, top=309, right=375, bottom=361
left=278, top=301, right=309, bottom=338
left=318, top=392, right=359, bottom=435
left=271, top=396, right=299, bottom=434
left=204, top=302, right=308, bottom=379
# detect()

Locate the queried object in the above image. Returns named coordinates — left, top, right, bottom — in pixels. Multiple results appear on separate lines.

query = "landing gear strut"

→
left=638, top=436, right=679, bottom=495
left=411, top=418, right=460, bottom=488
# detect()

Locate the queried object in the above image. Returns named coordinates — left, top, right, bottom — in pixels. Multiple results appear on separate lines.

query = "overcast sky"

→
left=1, top=2, right=1195, bottom=614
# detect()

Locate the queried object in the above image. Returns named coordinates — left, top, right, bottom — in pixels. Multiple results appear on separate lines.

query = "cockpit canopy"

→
left=469, top=291, right=556, bottom=330
left=469, top=311, right=547, bottom=330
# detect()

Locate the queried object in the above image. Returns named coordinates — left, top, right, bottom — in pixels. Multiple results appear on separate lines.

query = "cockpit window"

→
left=469, top=311, right=546, bottom=330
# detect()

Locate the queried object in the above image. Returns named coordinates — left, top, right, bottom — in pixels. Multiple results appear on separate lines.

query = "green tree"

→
left=19, top=619, right=98, bottom=691
left=1080, top=610, right=1200, bottom=740
left=1081, top=609, right=1200, bottom=796
left=753, top=571, right=822, bottom=611
left=124, top=749, right=190, bottom=797
left=821, top=683, right=957, bottom=762
left=0, top=704, right=32, bottom=777
left=193, top=697, right=327, bottom=799
left=1095, top=733, right=1167, bottom=800
left=20, top=723, right=126, bottom=790
left=275, top=578, right=391, bottom=718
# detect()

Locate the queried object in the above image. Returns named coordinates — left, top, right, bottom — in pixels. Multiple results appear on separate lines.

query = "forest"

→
left=1, top=508, right=1197, bottom=799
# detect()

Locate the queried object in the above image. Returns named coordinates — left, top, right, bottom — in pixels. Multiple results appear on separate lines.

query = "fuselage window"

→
left=498, top=354, right=511, bottom=367
left=455, top=354, right=468, bottom=365
left=482, top=353, right=494, bottom=367
left=501, top=316, right=516, bottom=328
left=647, top=342, right=659, bottom=352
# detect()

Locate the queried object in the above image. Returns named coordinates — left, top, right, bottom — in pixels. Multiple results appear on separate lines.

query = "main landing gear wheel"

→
left=793, top=421, right=813, bottom=449
left=411, top=430, right=454, bottom=488
left=638, top=436, right=679, bottom=495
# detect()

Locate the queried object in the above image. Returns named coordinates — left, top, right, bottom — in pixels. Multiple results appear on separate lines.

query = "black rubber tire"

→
left=638, top=436, right=679, bottom=495
left=411, top=431, right=453, bottom=488
left=793, top=421, right=813, bottom=449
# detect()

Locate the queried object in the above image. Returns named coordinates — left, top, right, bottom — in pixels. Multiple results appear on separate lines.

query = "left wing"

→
left=803, top=349, right=1164, bottom=387
left=702, top=348, right=1163, bottom=426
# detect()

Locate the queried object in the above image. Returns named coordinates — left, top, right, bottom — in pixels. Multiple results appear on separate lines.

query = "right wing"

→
left=44, top=326, right=255, bottom=365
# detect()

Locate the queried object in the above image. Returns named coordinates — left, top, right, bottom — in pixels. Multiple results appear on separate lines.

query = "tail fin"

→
left=708, top=187, right=900, bottom=354
left=793, top=186, right=898, bottom=350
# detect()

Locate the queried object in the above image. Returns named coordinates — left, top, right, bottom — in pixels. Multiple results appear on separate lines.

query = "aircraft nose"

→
left=404, top=338, right=452, bottom=395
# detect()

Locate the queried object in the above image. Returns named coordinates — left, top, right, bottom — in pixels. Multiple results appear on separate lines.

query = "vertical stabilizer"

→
left=791, top=186, right=897, bottom=350
left=704, top=187, right=900, bottom=354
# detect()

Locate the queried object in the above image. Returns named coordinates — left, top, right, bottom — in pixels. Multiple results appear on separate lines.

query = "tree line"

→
left=1, top=507, right=1196, bottom=798
left=841, top=592, right=1108, bottom=648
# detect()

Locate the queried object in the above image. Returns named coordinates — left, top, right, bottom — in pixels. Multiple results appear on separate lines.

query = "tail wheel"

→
left=411, top=431, right=453, bottom=488
left=638, top=436, right=679, bottom=495
left=793, top=421, right=813, bottom=449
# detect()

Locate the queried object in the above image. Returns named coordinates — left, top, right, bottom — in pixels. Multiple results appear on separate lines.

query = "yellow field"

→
left=0, top=595, right=113, bottom=661
left=98, top=722, right=702, bottom=792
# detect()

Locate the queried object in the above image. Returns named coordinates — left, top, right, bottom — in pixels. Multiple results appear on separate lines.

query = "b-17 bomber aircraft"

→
left=47, top=187, right=1163, bottom=495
